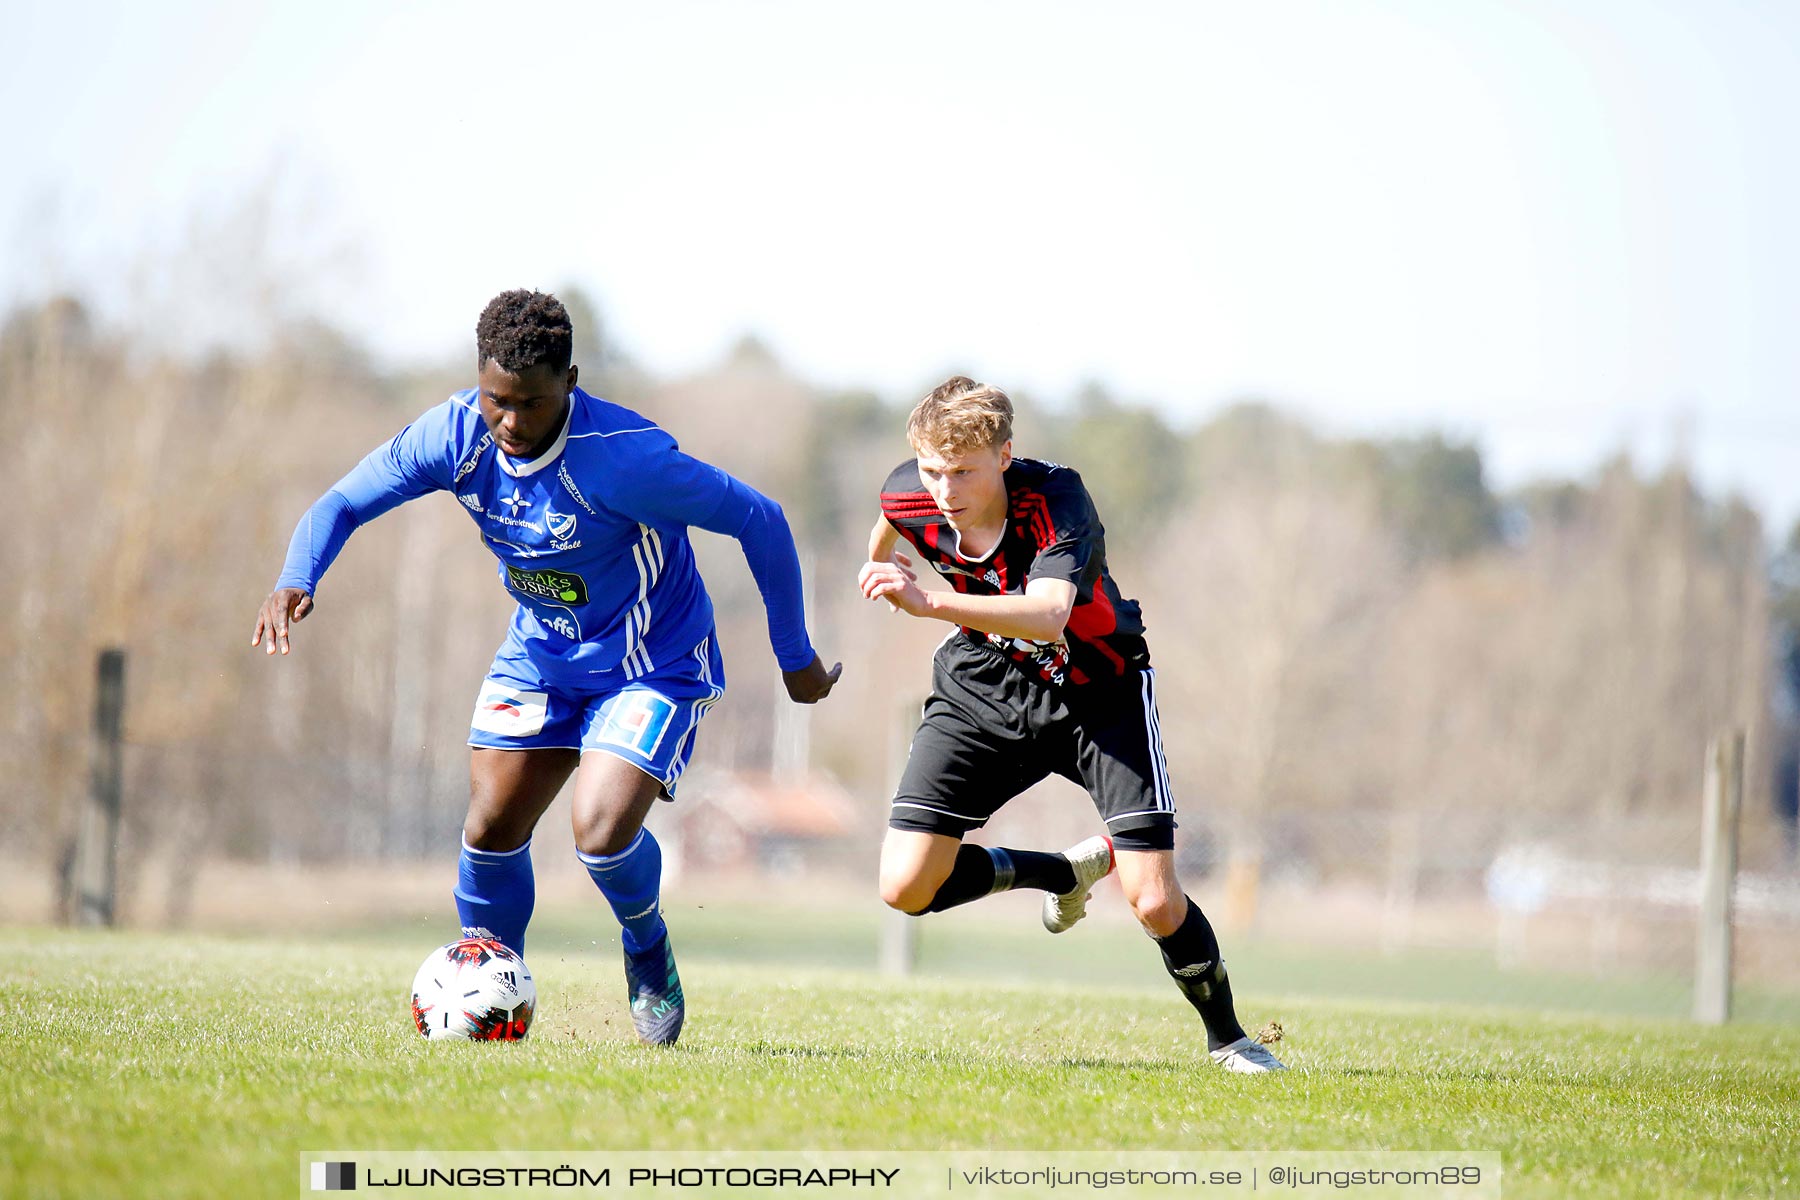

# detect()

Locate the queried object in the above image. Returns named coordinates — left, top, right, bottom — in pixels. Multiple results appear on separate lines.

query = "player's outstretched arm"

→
left=251, top=482, right=407, bottom=660
left=714, top=478, right=841, bottom=701
left=605, top=439, right=840, bottom=703
left=726, top=482, right=842, bottom=703
left=250, top=404, right=456, bottom=659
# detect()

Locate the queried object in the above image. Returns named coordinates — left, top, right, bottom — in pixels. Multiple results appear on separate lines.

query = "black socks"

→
left=918, top=855, right=1250, bottom=1053
left=1155, top=897, right=1248, bottom=1051
left=921, top=845, right=1079, bottom=913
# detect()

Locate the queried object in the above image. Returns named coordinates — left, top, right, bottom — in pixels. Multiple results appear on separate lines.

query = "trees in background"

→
left=1, top=295, right=1786, bottom=896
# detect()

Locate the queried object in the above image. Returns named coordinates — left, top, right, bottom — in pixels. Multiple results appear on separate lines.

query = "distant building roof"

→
left=689, top=770, right=860, bottom=839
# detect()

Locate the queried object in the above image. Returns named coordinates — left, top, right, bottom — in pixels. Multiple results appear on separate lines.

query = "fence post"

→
left=73, top=649, right=126, bottom=927
left=1380, top=808, right=1420, bottom=955
left=1694, top=730, right=1744, bottom=1025
left=878, top=697, right=921, bottom=977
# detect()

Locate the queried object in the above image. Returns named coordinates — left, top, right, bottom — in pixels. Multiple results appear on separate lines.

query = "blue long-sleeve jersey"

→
left=275, top=387, right=815, bottom=687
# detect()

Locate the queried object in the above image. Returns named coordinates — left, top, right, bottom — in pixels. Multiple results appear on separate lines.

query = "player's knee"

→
left=878, top=867, right=938, bottom=915
left=462, top=810, right=530, bottom=854
left=1126, top=882, right=1186, bottom=936
left=573, top=811, right=640, bottom=858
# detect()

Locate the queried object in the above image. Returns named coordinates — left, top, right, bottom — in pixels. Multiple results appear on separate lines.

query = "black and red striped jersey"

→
left=879, top=457, right=1150, bottom=686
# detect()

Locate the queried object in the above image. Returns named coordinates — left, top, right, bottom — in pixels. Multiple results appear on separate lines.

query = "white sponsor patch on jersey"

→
left=471, top=684, right=549, bottom=737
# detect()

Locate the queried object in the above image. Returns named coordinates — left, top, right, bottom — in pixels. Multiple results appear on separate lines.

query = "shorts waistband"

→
left=943, top=630, right=1145, bottom=694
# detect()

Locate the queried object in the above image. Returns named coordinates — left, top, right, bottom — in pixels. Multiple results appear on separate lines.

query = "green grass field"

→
left=7, top=904, right=1797, bottom=1199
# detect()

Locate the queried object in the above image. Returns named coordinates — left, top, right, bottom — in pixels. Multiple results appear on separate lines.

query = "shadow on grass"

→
left=1053, top=1055, right=1193, bottom=1073
left=1328, top=1065, right=1510, bottom=1085
left=734, top=1037, right=1200, bottom=1076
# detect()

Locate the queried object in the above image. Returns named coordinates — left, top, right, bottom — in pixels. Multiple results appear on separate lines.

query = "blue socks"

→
left=455, top=829, right=667, bottom=957
left=453, top=839, right=535, bottom=955
left=578, top=829, right=667, bottom=955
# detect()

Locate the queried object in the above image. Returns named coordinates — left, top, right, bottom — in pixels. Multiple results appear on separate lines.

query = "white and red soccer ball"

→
left=410, top=935, right=536, bottom=1041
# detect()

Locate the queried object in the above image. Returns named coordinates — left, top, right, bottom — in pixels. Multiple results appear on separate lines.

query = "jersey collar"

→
left=946, top=525, right=1004, bottom=564
left=945, top=478, right=1012, bottom=563
left=496, top=391, right=578, bottom=478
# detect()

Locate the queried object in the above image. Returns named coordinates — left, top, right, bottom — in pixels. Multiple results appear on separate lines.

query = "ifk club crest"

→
left=546, top=508, right=577, bottom=541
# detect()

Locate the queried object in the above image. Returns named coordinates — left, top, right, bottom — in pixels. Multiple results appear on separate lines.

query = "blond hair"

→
left=906, top=376, right=1014, bottom=457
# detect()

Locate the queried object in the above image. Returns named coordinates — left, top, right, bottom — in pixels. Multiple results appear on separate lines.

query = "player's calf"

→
left=453, top=838, right=536, bottom=956
left=580, top=829, right=684, bottom=1046
left=578, top=829, right=668, bottom=954
left=884, top=842, right=1085, bottom=916
left=1154, top=896, right=1261, bottom=1055
left=1116, top=850, right=1282, bottom=1068
left=879, top=829, right=958, bottom=913
left=879, top=875, right=940, bottom=916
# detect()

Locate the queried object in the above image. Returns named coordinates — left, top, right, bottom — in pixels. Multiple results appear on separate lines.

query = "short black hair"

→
left=476, top=289, right=573, bottom=374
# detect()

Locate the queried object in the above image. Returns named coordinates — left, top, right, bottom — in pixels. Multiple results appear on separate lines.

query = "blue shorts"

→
left=467, top=631, right=726, bottom=798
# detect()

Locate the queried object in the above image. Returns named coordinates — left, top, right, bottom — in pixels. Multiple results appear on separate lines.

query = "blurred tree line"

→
left=2, top=284, right=1794, bottom=913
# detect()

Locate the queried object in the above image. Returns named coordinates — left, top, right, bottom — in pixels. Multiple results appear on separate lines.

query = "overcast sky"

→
left=7, top=1, right=1798, bottom=531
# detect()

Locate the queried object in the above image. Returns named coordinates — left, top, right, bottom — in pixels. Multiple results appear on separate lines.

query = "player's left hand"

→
left=783, top=653, right=842, bottom=704
left=858, top=553, right=929, bottom=617
left=251, top=587, right=315, bottom=656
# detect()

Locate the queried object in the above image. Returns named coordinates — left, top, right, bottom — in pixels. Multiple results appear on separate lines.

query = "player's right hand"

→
left=858, top=553, right=927, bottom=616
left=251, top=587, right=314, bottom=656
left=782, top=653, right=843, bottom=704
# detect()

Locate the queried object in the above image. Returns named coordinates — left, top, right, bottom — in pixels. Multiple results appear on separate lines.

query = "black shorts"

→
left=890, top=635, right=1177, bottom=852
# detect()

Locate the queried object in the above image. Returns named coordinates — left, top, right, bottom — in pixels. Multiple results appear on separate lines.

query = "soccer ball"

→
left=410, top=935, right=536, bottom=1040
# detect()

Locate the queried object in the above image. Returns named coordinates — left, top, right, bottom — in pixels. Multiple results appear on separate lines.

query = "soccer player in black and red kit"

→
left=858, top=376, right=1285, bottom=1073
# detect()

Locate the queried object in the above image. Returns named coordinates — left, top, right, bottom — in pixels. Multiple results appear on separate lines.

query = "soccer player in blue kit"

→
left=251, top=290, right=839, bottom=1045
